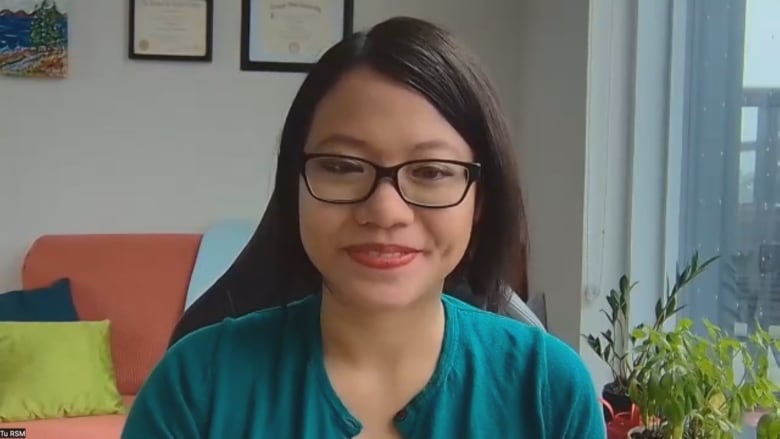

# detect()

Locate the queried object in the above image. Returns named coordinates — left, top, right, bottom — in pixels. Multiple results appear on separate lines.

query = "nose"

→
left=353, top=179, right=415, bottom=228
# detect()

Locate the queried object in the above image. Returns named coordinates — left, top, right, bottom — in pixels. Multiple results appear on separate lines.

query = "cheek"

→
left=299, top=189, right=323, bottom=254
left=298, top=188, right=344, bottom=260
left=426, top=195, right=477, bottom=259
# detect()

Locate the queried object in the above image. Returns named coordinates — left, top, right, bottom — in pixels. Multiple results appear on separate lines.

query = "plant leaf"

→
left=600, top=309, right=614, bottom=324
left=699, top=254, right=719, bottom=273
left=607, top=291, right=619, bottom=319
left=631, top=327, right=647, bottom=340
left=619, top=275, right=629, bottom=295
left=666, top=296, right=677, bottom=316
left=680, top=265, right=691, bottom=284
left=601, top=329, right=614, bottom=346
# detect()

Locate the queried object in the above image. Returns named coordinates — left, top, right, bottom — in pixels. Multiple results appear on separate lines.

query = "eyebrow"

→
left=312, top=134, right=368, bottom=150
left=312, top=133, right=465, bottom=156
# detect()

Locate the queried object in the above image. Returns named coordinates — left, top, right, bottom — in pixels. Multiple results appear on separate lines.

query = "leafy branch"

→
left=629, top=318, right=780, bottom=439
left=582, top=252, right=718, bottom=395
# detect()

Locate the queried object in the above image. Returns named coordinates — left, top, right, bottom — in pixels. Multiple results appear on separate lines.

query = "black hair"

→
left=267, top=16, right=529, bottom=311
left=167, top=17, right=529, bottom=346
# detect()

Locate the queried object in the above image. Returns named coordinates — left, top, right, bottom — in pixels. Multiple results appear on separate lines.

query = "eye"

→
left=315, top=157, right=366, bottom=174
left=408, top=164, right=457, bottom=180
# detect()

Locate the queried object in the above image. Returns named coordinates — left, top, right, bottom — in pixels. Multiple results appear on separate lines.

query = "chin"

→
left=331, top=279, right=433, bottom=311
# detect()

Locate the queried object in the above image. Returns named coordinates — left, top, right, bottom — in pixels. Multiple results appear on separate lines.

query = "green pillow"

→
left=0, top=320, right=126, bottom=422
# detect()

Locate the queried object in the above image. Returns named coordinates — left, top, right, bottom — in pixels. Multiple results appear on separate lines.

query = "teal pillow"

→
left=0, top=278, right=78, bottom=321
left=0, top=320, right=125, bottom=422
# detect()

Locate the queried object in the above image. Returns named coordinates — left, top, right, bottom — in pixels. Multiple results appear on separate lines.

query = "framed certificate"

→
left=241, top=0, right=354, bottom=72
left=129, top=0, right=214, bottom=62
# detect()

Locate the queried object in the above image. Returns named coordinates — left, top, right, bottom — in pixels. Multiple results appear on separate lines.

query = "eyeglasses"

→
left=300, top=153, right=481, bottom=208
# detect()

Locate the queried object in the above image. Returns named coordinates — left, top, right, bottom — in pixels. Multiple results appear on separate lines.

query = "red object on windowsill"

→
left=601, top=398, right=642, bottom=439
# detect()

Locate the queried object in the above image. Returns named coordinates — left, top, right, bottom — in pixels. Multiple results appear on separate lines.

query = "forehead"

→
left=305, top=67, right=473, bottom=162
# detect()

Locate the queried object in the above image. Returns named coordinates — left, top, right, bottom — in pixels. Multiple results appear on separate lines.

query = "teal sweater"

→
left=122, top=294, right=606, bottom=438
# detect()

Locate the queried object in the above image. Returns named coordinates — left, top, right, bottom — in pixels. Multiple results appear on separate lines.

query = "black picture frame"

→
left=129, top=0, right=214, bottom=62
left=240, top=0, right=354, bottom=72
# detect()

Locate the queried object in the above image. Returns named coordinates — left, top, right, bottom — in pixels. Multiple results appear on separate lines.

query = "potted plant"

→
left=583, top=252, right=717, bottom=419
left=626, top=318, right=780, bottom=439
left=757, top=411, right=780, bottom=439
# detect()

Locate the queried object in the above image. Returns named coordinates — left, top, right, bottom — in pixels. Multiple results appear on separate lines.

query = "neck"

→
left=319, top=287, right=446, bottom=367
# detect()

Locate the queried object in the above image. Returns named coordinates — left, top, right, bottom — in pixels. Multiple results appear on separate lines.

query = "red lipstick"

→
left=344, top=244, right=420, bottom=270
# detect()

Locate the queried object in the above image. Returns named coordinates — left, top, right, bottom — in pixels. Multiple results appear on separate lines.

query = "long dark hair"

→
left=268, top=16, right=528, bottom=310
left=167, top=17, right=529, bottom=347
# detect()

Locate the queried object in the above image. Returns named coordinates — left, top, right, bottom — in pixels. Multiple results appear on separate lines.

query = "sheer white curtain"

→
left=677, top=4, right=779, bottom=436
left=678, top=0, right=780, bottom=375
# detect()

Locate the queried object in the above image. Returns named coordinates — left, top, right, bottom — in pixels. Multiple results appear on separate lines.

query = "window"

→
left=676, top=0, right=780, bottom=434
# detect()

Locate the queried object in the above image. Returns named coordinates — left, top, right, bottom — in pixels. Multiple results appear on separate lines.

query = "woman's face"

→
left=299, top=67, right=478, bottom=310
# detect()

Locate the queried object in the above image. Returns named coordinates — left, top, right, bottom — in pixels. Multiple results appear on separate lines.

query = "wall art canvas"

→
left=0, top=0, right=68, bottom=78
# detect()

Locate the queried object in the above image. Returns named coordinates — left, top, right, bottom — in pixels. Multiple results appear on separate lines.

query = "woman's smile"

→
left=343, top=243, right=421, bottom=270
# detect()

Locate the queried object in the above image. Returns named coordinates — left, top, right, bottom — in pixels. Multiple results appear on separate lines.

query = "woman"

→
left=122, top=17, right=605, bottom=438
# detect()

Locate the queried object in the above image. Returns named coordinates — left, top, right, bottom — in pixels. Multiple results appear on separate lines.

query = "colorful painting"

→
left=0, top=0, right=68, bottom=78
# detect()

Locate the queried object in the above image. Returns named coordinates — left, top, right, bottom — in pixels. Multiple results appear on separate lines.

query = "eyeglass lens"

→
left=304, top=156, right=472, bottom=207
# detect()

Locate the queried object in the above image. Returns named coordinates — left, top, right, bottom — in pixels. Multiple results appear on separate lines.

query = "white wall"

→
left=581, top=0, right=636, bottom=390
left=511, top=0, right=591, bottom=349
left=0, top=0, right=602, bottom=368
left=0, top=0, right=524, bottom=287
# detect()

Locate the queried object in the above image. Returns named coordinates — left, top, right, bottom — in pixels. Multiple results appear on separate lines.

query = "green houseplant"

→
left=757, top=411, right=780, bottom=439
left=627, top=318, right=780, bottom=439
left=583, top=253, right=718, bottom=417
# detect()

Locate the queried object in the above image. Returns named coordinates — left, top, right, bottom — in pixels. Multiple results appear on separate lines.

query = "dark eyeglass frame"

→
left=300, top=153, right=482, bottom=208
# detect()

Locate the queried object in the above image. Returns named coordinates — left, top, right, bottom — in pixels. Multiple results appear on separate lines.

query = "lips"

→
left=344, top=243, right=421, bottom=270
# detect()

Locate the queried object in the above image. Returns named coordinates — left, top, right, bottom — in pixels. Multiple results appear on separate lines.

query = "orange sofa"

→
left=0, top=233, right=202, bottom=439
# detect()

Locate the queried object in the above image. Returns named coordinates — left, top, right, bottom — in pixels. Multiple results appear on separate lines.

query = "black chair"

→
left=168, top=195, right=543, bottom=348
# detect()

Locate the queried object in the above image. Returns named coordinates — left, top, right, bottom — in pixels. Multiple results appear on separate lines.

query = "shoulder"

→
left=216, top=294, right=316, bottom=340
left=174, top=294, right=318, bottom=344
left=444, top=294, right=583, bottom=367
left=151, top=294, right=319, bottom=386
left=539, top=334, right=605, bottom=437
left=444, top=291, right=593, bottom=387
left=124, top=296, right=319, bottom=438
left=444, top=293, right=558, bottom=381
left=443, top=295, right=605, bottom=438
left=170, top=293, right=319, bottom=360
left=444, top=294, right=548, bottom=354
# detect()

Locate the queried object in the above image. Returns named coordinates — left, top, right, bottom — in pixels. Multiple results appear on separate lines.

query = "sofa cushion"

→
left=0, top=395, right=134, bottom=439
left=0, top=320, right=125, bottom=422
left=0, top=278, right=78, bottom=321
left=21, top=234, right=201, bottom=395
